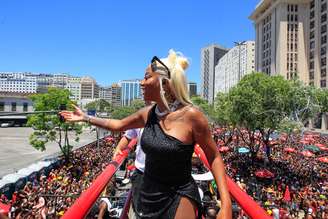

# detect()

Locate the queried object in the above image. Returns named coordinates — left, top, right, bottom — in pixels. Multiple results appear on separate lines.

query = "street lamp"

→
left=234, top=41, right=247, bottom=81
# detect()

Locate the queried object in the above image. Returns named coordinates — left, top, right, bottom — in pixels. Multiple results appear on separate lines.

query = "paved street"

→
left=0, top=127, right=97, bottom=178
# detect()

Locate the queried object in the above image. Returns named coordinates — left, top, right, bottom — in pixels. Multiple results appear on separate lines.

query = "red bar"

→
left=62, top=138, right=137, bottom=219
left=194, top=144, right=272, bottom=219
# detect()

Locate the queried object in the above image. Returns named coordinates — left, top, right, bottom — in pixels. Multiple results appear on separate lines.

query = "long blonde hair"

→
left=157, top=49, right=192, bottom=110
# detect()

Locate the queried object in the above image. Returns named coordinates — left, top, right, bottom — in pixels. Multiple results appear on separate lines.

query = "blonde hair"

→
left=158, top=49, right=192, bottom=110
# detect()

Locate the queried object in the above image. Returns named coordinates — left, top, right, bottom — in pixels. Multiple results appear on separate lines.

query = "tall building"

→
left=111, top=83, right=121, bottom=107
left=119, top=79, right=142, bottom=106
left=250, top=0, right=328, bottom=88
left=0, top=72, right=37, bottom=93
left=80, top=76, right=99, bottom=99
left=187, top=82, right=197, bottom=97
left=215, top=41, right=255, bottom=94
left=99, top=86, right=112, bottom=102
left=66, top=76, right=81, bottom=101
left=201, top=44, right=229, bottom=103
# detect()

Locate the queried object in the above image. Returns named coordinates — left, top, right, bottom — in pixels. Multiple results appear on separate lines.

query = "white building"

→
left=215, top=41, right=255, bottom=94
left=119, top=79, right=142, bottom=106
left=0, top=72, right=37, bottom=93
left=249, top=0, right=328, bottom=88
left=200, top=44, right=229, bottom=104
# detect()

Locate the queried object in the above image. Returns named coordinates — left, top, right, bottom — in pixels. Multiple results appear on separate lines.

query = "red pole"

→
left=194, top=144, right=272, bottom=219
left=62, top=138, right=137, bottom=219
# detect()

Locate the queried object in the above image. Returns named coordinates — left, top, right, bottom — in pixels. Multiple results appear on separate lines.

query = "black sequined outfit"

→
left=132, top=105, right=202, bottom=219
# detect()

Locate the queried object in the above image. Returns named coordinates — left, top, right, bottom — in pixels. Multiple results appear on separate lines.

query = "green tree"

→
left=85, top=99, right=113, bottom=113
left=213, top=92, right=236, bottom=146
left=27, top=88, right=82, bottom=162
left=225, top=73, right=291, bottom=157
left=131, top=99, right=145, bottom=111
left=191, top=96, right=215, bottom=120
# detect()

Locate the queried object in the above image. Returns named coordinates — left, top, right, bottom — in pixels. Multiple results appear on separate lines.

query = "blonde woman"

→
left=60, top=50, right=231, bottom=219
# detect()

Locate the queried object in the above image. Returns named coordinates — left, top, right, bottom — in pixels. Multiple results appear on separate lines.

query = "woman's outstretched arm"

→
left=59, top=104, right=151, bottom=132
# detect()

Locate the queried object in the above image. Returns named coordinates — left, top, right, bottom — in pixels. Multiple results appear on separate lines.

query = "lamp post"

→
left=234, top=41, right=247, bottom=81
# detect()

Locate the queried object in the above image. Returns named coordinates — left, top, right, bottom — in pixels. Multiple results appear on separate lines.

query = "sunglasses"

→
left=151, top=56, right=171, bottom=79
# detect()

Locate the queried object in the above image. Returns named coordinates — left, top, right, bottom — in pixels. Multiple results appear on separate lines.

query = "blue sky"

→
left=0, top=0, right=259, bottom=87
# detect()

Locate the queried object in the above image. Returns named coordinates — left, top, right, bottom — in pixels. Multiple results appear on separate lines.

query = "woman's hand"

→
left=59, top=105, right=86, bottom=122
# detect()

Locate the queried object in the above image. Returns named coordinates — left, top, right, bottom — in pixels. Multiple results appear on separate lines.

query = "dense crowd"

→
left=1, top=129, right=328, bottom=218
left=0, top=136, right=119, bottom=218
left=217, top=130, right=328, bottom=219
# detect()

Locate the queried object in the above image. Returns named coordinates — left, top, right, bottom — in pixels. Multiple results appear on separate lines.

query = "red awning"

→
left=317, top=157, right=328, bottom=163
left=301, top=150, right=314, bottom=157
left=0, top=202, right=10, bottom=215
left=284, top=147, right=296, bottom=153
left=219, top=146, right=230, bottom=152
left=255, top=169, right=275, bottom=178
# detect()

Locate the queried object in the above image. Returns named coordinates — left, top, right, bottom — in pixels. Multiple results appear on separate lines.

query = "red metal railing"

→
left=62, top=138, right=137, bottom=219
left=64, top=139, right=271, bottom=219
left=194, top=144, right=272, bottom=219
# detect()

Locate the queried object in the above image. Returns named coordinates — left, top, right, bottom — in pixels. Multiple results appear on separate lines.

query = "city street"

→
left=0, top=127, right=97, bottom=177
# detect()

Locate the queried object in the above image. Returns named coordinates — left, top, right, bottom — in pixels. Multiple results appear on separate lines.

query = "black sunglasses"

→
left=151, top=56, right=171, bottom=79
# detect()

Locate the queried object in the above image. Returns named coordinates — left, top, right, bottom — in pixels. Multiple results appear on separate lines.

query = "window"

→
left=321, top=68, right=327, bottom=77
left=295, top=14, right=298, bottom=22
left=322, top=57, right=327, bottom=66
left=310, top=31, right=315, bottom=39
left=11, top=102, right=16, bottom=112
left=310, top=61, right=314, bottom=70
left=310, top=41, right=315, bottom=49
left=322, top=3, right=327, bottom=12
left=295, top=5, right=298, bottom=12
left=310, top=1, right=315, bottom=9
left=23, top=103, right=28, bottom=112
left=321, top=79, right=327, bottom=87
left=322, top=13, right=327, bottom=23
left=0, top=102, right=4, bottom=111
left=321, top=46, right=326, bottom=55
left=322, top=25, right=327, bottom=34
left=310, top=71, right=315, bottom=80
left=311, top=11, right=315, bottom=19
left=322, top=35, right=327, bottom=44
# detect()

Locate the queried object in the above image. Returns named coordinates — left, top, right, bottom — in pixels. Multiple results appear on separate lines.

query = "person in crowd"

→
left=113, top=127, right=145, bottom=219
left=59, top=49, right=232, bottom=219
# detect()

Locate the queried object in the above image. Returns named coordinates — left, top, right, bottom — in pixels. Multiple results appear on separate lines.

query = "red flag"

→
left=283, top=185, right=291, bottom=202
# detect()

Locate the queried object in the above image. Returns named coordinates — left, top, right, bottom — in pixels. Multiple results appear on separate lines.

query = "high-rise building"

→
left=250, top=0, right=328, bottom=88
left=66, top=76, right=81, bottom=101
left=187, top=82, right=197, bottom=97
left=111, top=84, right=121, bottom=108
left=81, top=76, right=99, bottom=99
left=99, top=86, right=112, bottom=102
left=119, top=79, right=142, bottom=106
left=201, top=44, right=229, bottom=103
left=215, top=41, right=255, bottom=94
left=0, top=72, right=37, bottom=93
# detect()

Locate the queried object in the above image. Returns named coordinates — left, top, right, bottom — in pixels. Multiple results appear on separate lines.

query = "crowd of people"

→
left=0, top=128, right=328, bottom=218
left=215, top=129, right=328, bottom=219
left=0, top=136, right=123, bottom=218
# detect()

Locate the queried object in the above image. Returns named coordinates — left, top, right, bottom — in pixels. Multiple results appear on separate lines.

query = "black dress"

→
left=132, top=105, right=202, bottom=219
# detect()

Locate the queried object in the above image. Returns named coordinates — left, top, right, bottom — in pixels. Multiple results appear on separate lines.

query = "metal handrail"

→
left=62, top=138, right=137, bottom=219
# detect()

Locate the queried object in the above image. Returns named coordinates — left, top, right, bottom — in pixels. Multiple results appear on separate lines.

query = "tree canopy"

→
left=27, top=88, right=82, bottom=162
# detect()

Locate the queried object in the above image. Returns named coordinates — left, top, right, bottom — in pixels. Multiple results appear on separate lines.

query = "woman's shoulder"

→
left=183, top=105, right=208, bottom=123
